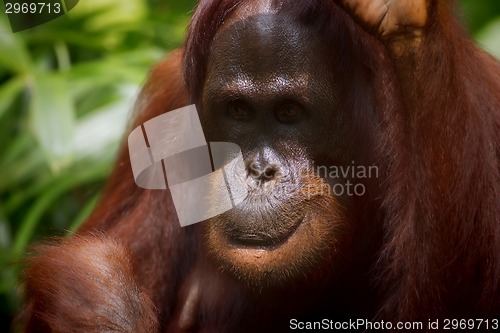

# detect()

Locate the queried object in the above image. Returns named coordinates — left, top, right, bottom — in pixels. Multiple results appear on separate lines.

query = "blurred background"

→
left=0, top=0, right=498, bottom=331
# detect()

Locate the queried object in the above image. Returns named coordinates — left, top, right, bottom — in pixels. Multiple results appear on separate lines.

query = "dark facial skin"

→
left=200, top=11, right=379, bottom=288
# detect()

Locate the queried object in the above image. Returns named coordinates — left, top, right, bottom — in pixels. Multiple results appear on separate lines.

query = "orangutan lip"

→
left=227, top=218, right=303, bottom=248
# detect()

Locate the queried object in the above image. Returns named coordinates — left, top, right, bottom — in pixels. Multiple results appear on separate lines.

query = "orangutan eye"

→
left=228, top=101, right=252, bottom=120
left=276, top=103, right=304, bottom=123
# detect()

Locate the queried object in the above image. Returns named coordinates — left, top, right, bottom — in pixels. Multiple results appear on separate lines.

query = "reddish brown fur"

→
left=23, top=235, right=158, bottom=332
left=21, top=0, right=499, bottom=332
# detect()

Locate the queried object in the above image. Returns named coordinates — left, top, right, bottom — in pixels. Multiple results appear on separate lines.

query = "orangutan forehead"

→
left=219, top=0, right=283, bottom=32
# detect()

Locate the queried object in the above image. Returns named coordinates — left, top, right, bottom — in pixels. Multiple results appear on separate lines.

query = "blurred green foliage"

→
left=461, top=0, right=500, bottom=58
left=0, top=0, right=498, bottom=331
left=0, top=0, right=196, bottom=330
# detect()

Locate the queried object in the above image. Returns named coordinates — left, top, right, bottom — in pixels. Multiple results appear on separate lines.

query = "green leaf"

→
left=0, top=140, right=46, bottom=192
left=12, top=161, right=110, bottom=258
left=72, top=84, right=136, bottom=159
left=0, top=76, right=25, bottom=120
left=0, top=17, right=31, bottom=73
left=29, top=73, right=76, bottom=172
left=476, top=18, right=500, bottom=60
left=69, top=0, right=146, bottom=31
